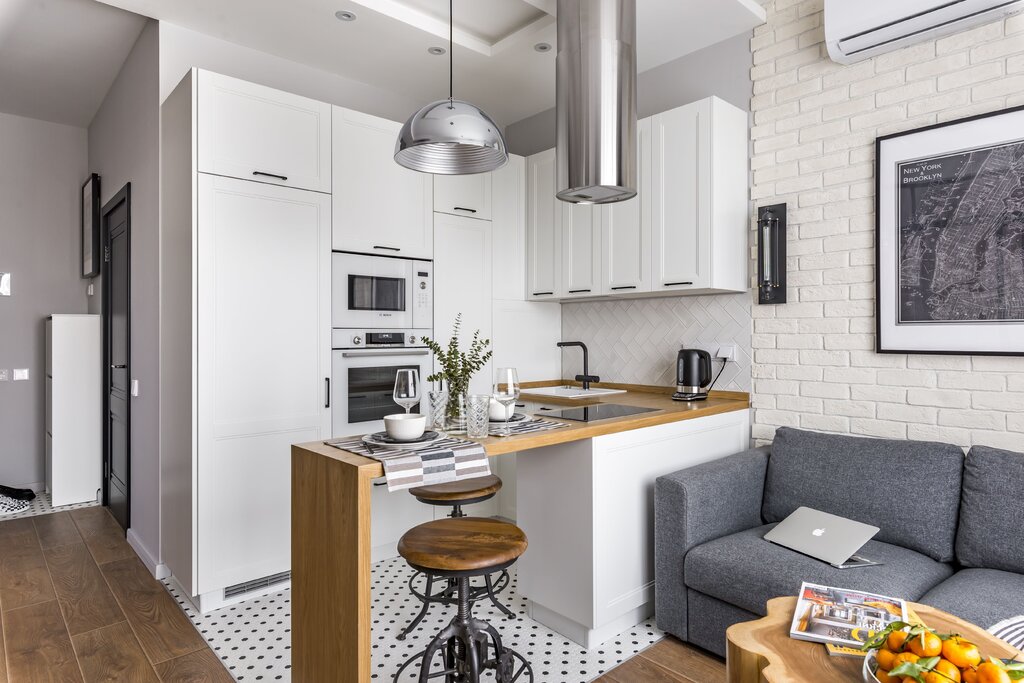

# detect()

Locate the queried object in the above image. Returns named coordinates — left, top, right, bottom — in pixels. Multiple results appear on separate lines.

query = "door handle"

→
left=532, top=291, right=554, bottom=296
left=611, top=285, right=637, bottom=291
left=373, top=245, right=401, bottom=252
left=325, top=378, right=330, bottom=408
left=568, top=289, right=591, bottom=294
left=341, top=350, right=429, bottom=358
left=453, top=206, right=477, bottom=214
left=664, top=281, right=694, bottom=287
left=252, top=170, right=288, bottom=181
left=110, top=364, right=127, bottom=369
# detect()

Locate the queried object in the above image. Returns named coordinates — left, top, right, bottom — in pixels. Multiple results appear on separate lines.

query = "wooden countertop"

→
left=296, top=381, right=749, bottom=478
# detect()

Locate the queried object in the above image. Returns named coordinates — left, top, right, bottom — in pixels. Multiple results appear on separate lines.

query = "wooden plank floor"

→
left=0, top=509, right=233, bottom=683
left=593, top=637, right=726, bottom=683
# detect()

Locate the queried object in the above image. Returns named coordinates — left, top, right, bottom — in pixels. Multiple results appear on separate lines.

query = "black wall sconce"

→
left=757, top=203, right=787, bottom=305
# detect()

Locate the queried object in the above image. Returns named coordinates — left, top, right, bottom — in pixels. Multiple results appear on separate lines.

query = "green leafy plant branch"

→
left=421, top=313, right=492, bottom=417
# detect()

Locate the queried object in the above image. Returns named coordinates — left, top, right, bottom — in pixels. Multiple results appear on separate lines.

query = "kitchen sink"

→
left=522, top=385, right=627, bottom=399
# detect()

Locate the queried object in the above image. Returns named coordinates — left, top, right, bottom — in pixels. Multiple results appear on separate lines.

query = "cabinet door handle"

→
left=453, top=206, right=477, bottom=214
left=325, top=378, right=330, bottom=408
left=253, top=171, right=289, bottom=181
left=568, top=289, right=591, bottom=294
left=373, top=245, right=401, bottom=252
left=665, top=281, right=694, bottom=287
left=110, top=364, right=127, bottom=369
left=611, top=285, right=637, bottom=291
left=531, top=291, right=554, bottom=296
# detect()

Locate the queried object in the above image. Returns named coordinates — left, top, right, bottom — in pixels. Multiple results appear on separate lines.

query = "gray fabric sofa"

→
left=654, top=427, right=1024, bottom=657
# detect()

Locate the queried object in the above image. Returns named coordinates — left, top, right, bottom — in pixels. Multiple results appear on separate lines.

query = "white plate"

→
left=362, top=433, right=445, bottom=451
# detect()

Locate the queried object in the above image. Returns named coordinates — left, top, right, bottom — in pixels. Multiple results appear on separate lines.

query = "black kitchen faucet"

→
left=556, top=341, right=600, bottom=390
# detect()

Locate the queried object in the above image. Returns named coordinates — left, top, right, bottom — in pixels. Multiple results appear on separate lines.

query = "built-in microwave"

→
left=332, top=252, right=432, bottom=330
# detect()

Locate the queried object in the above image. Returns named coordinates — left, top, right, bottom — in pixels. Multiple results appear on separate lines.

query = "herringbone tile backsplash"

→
left=560, top=292, right=753, bottom=392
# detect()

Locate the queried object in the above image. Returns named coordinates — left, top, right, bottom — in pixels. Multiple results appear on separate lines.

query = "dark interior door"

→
left=103, top=185, right=131, bottom=531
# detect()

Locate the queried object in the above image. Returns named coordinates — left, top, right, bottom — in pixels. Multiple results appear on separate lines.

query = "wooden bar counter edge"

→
left=291, top=380, right=750, bottom=682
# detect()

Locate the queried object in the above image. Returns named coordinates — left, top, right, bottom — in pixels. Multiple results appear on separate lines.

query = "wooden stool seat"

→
left=408, top=475, right=502, bottom=503
left=398, top=517, right=527, bottom=574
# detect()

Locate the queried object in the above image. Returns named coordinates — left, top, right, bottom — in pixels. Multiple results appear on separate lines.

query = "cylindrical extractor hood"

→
left=556, top=0, right=638, bottom=205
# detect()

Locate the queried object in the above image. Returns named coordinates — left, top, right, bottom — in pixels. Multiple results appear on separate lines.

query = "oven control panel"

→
left=332, top=328, right=431, bottom=350
left=412, top=261, right=432, bottom=330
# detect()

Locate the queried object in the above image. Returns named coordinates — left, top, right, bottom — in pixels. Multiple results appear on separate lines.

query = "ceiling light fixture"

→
left=534, top=42, right=552, bottom=53
left=427, top=46, right=447, bottom=55
left=334, top=10, right=356, bottom=21
left=395, top=0, right=507, bottom=175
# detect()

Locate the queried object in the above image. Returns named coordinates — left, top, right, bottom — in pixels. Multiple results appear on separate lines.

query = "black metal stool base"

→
left=397, top=569, right=514, bottom=641
left=393, top=578, right=533, bottom=683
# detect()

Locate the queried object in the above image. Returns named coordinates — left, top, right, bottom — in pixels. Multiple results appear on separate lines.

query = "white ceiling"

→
left=95, top=0, right=764, bottom=127
left=0, top=0, right=146, bottom=127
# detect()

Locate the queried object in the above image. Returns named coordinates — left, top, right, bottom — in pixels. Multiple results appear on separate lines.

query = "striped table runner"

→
left=989, top=615, right=1024, bottom=650
left=325, top=436, right=491, bottom=492
left=488, top=417, right=568, bottom=437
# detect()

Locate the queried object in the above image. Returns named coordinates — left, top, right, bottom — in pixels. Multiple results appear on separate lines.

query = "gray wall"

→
left=506, top=33, right=753, bottom=156
left=87, top=20, right=160, bottom=563
left=0, top=112, right=89, bottom=487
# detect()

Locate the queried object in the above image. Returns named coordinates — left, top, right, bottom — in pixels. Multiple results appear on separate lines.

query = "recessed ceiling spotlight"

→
left=534, top=42, right=552, bottom=53
left=428, top=46, right=447, bottom=55
left=335, top=10, right=356, bottom=21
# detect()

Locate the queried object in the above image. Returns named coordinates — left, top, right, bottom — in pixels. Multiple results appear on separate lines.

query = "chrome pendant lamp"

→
left=394, top=0, right=508, bottom=175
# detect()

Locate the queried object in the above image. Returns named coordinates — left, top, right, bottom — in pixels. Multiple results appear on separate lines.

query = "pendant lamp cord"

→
left=448, top=0, right=454, bottom=104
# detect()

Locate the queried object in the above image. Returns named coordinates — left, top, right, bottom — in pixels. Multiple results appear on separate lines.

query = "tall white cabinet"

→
left=45, top=315, right=102, bottom=507
left=161, top=69, right=332, bottom=612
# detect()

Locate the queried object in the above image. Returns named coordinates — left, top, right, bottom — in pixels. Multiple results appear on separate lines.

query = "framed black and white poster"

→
left=82, top=173, right=100, bottom=278
left=876, top=107, right=1024, bottom=355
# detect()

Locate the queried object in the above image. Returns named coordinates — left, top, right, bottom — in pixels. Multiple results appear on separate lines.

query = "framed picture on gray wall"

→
left=876, top=106, right=1024, bottom=355
left=82, top=173, right=100, bottom=279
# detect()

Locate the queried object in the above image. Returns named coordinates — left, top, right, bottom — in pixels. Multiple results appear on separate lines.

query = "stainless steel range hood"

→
left=556, top=0, right=638, bottom=205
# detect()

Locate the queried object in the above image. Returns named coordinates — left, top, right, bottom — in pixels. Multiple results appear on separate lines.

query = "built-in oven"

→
left=331, top=329, right=432, bottom=437
left=332, top=252, right=432, bottom=330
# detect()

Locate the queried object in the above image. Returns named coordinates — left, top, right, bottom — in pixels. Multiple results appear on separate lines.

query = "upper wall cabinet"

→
left=434, top=173, right=492, bottom=220
left=650, top=97, right=748, bottom=295
left=333, top=108, right=433, bottom=259
left=491, top=155, right=527, bottom=300
left=561, top=203, right=601, bottom=299
left=196, top=71, right=332, bottom=194
left=526, top=149, right=560, bottom=301
left=601, top=118, right=652, bottom=295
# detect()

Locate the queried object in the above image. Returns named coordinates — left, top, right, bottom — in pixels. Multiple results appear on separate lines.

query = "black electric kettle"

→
left=673, top=348, right=713, bottom=401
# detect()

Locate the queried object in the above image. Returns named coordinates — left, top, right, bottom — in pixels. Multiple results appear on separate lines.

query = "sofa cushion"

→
left=684, top=523, right=954, bottom=617
left=919, top=568, right=1024, bottom=630
left=763, top=427, right=964, bottom=562
left=956, top=445, right=1024, bottom=573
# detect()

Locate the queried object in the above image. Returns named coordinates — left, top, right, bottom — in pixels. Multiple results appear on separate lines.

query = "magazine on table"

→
left=790, top=582, right=908, bottom=649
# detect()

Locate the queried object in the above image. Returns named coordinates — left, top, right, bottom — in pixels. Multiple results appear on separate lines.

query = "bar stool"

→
left=393, top=517, right=533, bottom=683
left=397, top=476, right=515, bottom=641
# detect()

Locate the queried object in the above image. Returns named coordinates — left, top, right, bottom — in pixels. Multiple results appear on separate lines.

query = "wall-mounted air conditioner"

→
left=825, top=0, right=1024, bottom=64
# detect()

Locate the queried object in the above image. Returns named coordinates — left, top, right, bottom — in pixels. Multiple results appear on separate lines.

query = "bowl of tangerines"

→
left=862, top=622, right=1023, bottom=683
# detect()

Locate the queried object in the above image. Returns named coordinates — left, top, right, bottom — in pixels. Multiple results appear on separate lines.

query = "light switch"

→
left=0, top=369, right=8, bottom=382
left=131, top=379, right=139, bottom=397
left=0, top=272, right=9, bottom=296
left=87, top=283, right=94, bottom=296
left=13, top=368, right=29, bottom=381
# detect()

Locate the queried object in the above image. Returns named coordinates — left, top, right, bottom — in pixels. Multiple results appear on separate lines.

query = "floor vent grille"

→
left=224, top=571, right=291, bottom=599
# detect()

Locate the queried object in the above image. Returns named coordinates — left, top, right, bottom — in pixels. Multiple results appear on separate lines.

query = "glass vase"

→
left=445, top=392, right=467, bottom=434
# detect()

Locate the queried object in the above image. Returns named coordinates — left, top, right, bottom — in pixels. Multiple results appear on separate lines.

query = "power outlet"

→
left=716, top=345, right=736, bottom=361
left=13, top=368, right=29, bottom=381
left=0, top=369, right=8, bottom=382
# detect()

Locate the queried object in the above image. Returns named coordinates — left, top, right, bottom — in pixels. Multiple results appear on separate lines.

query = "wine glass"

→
left=393, top=369, right=421, bottom=414
left=492, top=367, right=520, bottom=436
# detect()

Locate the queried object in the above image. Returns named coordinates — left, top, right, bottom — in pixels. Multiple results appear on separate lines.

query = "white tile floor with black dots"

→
left=165, top=556, right=664, bottom=682
left=1, top=490, right=99, bottom=519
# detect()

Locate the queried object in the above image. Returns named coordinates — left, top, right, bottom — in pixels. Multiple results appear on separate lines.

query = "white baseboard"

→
left=127, top=528, right=170, bottom=580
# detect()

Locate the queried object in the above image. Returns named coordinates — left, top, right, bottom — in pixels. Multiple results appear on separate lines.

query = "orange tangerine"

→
left=942, top=637, right=982, bottom=669
left=910, top=631, right=943, bottom=658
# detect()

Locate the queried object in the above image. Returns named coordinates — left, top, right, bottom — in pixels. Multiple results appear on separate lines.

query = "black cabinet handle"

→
left=110, top=364, right=127, bottom=369
left=253, top=171, right=288, bottom=181
left=453, top=206, right=477, bottom=213
left=568, top=289, right=591, bottom=294
left=665, top=281, right=694, bottom=287
left=325, top=378, right=330, bottom=408
left=532, top=291, right=554, bottom=296
left=611, top=285, right=637, bottom=291
left=373, top=245, right=401, bottom=252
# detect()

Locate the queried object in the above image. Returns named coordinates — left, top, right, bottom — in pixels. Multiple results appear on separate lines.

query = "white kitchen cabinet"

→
left=161, top=70, right=331, bottom=612
left=601, top=118, right=652, bottom=295
left=560, top=203, right=601, bottom=298
left=650, top=97, right=748, bottom=294
left=434, top=172, right=492, bottom=220
left=45, top=315, right=102, bottom=507
left=433, top=214, right=493, bottom=395
left=526, top=149, right=560, bottom=301
left=333, top=107, right=433, bottom=258
left=196, top=70, right=331, bottom=194
left=491, top=155, right=527, bottom=300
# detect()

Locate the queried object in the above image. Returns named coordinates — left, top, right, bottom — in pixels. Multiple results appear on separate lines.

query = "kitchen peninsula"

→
left=291, top=383, right=750, bottom=682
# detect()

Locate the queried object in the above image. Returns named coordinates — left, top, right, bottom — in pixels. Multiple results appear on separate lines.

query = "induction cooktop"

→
left=542, top=404, right=659, bottom=422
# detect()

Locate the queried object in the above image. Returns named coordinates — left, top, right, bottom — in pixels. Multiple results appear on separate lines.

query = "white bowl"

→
left=489, top=399, right=515, bottom=421
left=384, top=413, right=427, bottom=441
left=863, top=650, right=881, bottom=683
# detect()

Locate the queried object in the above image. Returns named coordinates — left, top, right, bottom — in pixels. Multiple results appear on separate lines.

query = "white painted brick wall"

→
left=750, top=0, right=1024, bottom=451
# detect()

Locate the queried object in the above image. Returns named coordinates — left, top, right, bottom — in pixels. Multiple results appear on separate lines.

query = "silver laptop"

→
left=764, top=507, right=880, bottom=568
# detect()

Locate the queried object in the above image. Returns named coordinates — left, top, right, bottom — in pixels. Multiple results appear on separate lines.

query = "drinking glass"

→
left=393, top=369, right=421, bottom=414
left=465, top=394, right=491, bottom=439
left=492, top=367, right=521, bottom=436
left=427, top=390, right=449, bottom=432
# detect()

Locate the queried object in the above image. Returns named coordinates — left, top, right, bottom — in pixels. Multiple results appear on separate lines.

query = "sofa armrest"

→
left=654, top=446, right=770, bottom=641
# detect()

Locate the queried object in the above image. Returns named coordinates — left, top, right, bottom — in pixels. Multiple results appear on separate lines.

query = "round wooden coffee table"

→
left=726, top=596, right=1023, bottom=683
